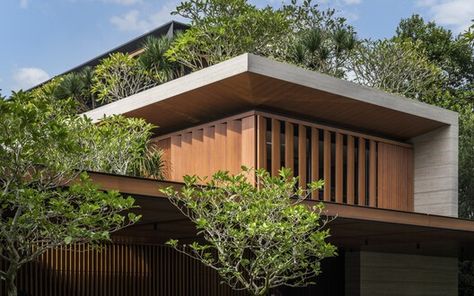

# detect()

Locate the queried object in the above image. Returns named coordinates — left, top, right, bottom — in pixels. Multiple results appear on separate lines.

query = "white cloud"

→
left=417, top=0, right=474, bottom=33
left=343, top=0, right=361, bottom=5
left=110, top=0, right=184, bottom=32
left=19, top=0, right=28, bottom=8
left=102, top=0, right=142, bottom=5
left=12, top=67, right=50, bottom=91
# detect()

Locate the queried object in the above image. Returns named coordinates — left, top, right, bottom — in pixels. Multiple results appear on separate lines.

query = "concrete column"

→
left=410, top=123, right=458, bottom=217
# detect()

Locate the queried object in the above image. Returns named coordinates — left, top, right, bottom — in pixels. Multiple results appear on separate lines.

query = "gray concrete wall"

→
left=410, top=123, right=458, bottom=217
left=345, top=251, right=458, bottom=296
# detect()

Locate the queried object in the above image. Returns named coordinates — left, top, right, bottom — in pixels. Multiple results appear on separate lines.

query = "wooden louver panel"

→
left=311, top=127, right=319, bottom=199
left=159, top=111, right=414, bottom=212
left=159, top=115, right=257, bottom=182
left=298, top=124, right=307, bottom=188
left=377, top=142, right=414, bottom=211
left=323, top=130, right=331, bottom=202
left=335, top=133, right=343, bottom=203
left=285, top=122, right=294, bottom=175
left=1, top=243, right=246, bottom=296
left=271, top=119, right=281, bottom=176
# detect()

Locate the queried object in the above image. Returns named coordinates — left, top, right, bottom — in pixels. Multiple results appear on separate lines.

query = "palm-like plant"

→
left=139, top=36, right=182, bottom=83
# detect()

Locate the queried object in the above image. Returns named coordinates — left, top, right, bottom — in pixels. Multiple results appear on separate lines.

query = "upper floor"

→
left=85, top=53, right=459, bottom=218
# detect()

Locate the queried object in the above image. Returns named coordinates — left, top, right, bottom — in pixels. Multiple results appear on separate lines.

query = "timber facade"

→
left=5, top=22, right=474, bottom=296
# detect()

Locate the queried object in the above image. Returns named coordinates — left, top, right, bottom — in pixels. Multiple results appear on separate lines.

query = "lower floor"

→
left=1, top=242, right=461, bottom=296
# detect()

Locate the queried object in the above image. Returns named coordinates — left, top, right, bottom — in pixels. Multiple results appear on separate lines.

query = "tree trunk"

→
left=6, top=272, right=17, bottom=296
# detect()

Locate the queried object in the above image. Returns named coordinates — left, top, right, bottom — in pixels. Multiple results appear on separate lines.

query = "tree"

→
left=76, top=115, right=164, bottom=179
left=395, top=14, right=474, bottom=97
left=54, top=67, right=97, bottom=111
left=91, top=52, right=160, bottom=104
left=166, top=0, right=356, bottom=77
left=162, top=168, right=336, bottom=296
left=0, top=92, right=141, bottom=296
left=138, top=36, right=183, bottom=82
left=393, top=15, right=474, bottom=218
left=348, top=39, right=444, bottom=100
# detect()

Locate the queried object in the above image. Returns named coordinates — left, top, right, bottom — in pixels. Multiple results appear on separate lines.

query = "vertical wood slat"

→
left=369, top=140, right=377, bottom=207
left=271, top=119, right=281, bottom=176
left=226, top=120, right=242, bottom=175
left=298, top=124, right=307, bottom=188
left=407, top=148, right=414, bottom=211
left=192, top=129, right=204, bottom=177
left=347, top=135, right=355, bottom=205
left=257, top=116, right=267, bottom=170
left=241, top=116, right=257, bottom=183
left=170, top=135, right=182, bottom=182
left=358, top=137, right=366, bottom=206
left=335, top=133, right=343, bottom=203
left=311, top=128, right=319, bottom=199
left=215, top=122, right=227, bottom=173
left=323, top=130, right=331, bottom=201
left=285, top=121, right=294, bottom=175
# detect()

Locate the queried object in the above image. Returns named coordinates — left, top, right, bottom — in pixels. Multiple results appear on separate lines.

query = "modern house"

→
left=5, top=22, right=474, bottom=296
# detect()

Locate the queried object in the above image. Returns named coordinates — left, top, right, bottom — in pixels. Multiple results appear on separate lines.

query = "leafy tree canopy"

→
left=0, top=92, right=141, bottom=296
left=163, top=168, right=336, bottom=296
left=166, top=0, right=356, bottom=77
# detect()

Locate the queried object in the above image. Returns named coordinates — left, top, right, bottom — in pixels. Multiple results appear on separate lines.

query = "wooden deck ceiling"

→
left=90, top=172, right=474, bottom=258
left=85, top=54, right=457, bottom=141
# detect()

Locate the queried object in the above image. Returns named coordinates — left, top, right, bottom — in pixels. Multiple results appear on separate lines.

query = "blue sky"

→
left=1, top=0, right=473, bottom=95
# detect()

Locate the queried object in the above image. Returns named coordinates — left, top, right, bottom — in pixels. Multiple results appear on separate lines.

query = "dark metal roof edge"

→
left=29, top=20, right=189, bottom=91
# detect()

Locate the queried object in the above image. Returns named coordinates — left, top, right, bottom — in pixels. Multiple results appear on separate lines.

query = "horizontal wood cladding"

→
left=1, top=243, right=245, bottom=296
left=155, top=114, right=256, bottom=183
left=256, top=112, right=414, bottom=212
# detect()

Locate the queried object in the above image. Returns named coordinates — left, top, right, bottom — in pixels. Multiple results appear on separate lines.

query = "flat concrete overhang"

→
left=90, top=172, right=474, bottom=258
left=84, top=54, right=457, bottom=140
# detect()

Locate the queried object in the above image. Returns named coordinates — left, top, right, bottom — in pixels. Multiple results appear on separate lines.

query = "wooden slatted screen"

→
left=377, top=143, right=414, bottom=211
left=156, top=115, right=257, bottom=182
left=255, top=112, right=414, bottom=211
left=155, top=111, right=414, bottom=211
left=1, top=244, right=247, bottom=296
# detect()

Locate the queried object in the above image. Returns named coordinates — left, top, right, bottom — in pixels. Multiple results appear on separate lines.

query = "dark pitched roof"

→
left=32, top=20, right=189, bottom=90
left=62, top=20, right=189, bottom=76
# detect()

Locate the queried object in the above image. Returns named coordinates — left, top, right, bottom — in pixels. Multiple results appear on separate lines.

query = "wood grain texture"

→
left=347, top=135, right=355, bottom=205
left=323, top=130, right=331, bottom=201
left=298, top=124, right=307, bottom=188
left=311, top=127, right=319, bottom=199
left=241, top=116, right=256, bottom=183
left=335, top=133, right=343, bottom=203
left=285, top=121, right=294, bottom=175
left=271, top=118, right=281, bottom=176
left=369, top=140, right=377, bottom=207
left=2, top=244, right=246, bottom=296
left=257, top=116, right=267, bottom=170
left=358, top=138, right=366, bottom=206
left=377, top=143, right=413, bottom=211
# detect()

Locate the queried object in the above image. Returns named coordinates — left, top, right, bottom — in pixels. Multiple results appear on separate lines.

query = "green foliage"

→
left=284, top=4, right=356, bottom=78
left=395, top=15, right=474, bottom=94
left=54, top=67, right=96, bottom=111
left=0, top=91, right=140, bottom=296
left=166, top=0, right=355, bottom=76
left=91, top=52, right=159, bottom=104
left=348, top=39, right=444, bottom=100
left=162, top=167, right=336, bottom=296
left=166, top=0, right=290, bottom=70
left=75, top=115, right=164, bottom=179
left=393, top=15, right=474, bottom=218
left=139, top=36, right=183, bottom=82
